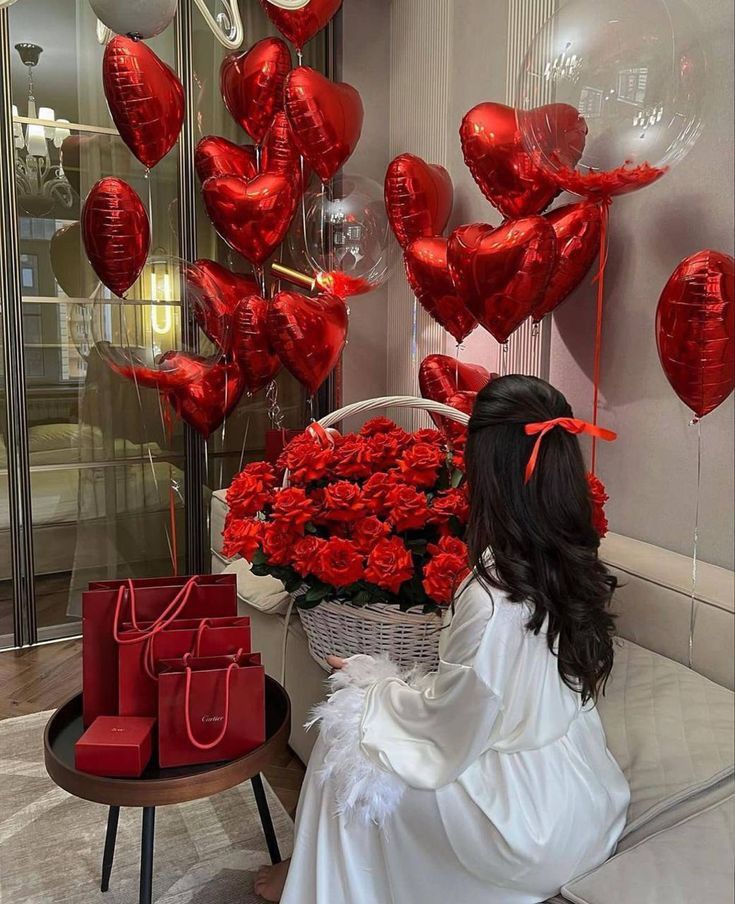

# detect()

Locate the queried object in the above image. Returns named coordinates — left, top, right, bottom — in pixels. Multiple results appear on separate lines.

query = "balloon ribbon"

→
left=590, top=196, right=613, bottom=474
left=688, top=418, right=702, bottom=668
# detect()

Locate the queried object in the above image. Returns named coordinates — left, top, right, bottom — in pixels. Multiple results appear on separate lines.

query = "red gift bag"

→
left=118, top=616, right=252, bottom=718
left=157, top=652, right=265, bottom=768
left=82, top=574, right=237, bottom=726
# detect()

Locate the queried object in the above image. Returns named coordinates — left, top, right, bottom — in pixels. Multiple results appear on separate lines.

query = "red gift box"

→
left=118, top=616, right=252, bottom=718
left=157, top=652, right=265, bottom=768
left=75, top=716, right=156, bottom=777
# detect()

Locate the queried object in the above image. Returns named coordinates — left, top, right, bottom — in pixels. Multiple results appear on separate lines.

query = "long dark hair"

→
left=465, top=374, right=616, bottom=704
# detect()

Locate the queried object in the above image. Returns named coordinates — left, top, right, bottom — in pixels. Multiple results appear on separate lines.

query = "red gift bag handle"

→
left=141, top=617, right=214, bottom=682
left=183, top=651, right=243, bottom=751
left=113, top=577, right=197, bottom=645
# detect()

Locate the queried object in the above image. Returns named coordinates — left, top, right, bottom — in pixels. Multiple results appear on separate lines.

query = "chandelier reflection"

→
left=13, top=43, right=73, bottom=218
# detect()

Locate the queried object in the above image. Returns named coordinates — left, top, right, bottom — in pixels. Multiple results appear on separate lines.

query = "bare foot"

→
left=254, top=858, right=291, bottom=902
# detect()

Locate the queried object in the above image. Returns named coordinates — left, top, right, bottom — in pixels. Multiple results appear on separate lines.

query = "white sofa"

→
left=211, top=489, right=735, bottom=903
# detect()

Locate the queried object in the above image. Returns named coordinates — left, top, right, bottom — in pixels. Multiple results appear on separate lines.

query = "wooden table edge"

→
left=43, top=683, right=292, bottom=808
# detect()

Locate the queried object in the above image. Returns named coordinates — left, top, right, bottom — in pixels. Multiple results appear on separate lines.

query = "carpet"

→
left=0, top=711, right=294, bottom=903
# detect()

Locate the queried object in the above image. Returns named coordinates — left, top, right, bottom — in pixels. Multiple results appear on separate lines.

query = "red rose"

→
left=430, top=488, right=469, bottom=524
left=364, top=536, right=415, bottom=594
left=385, top=426, right=412, bottom=450
left=313, top=537, right=364, bottom=587
left=271, top=487, right=315, bottom=534
left=278, top=434, right=333, bottom=485
left=262, top=522, right=298, bottom=566
left=332, top=435, right=374, bottom=479
left=322, top=480, right=368, bottom=522
left=385, top=483, right=431, bottom=531
left=397, top=442, right=446, bottom=487
left=359, top=416, right=398, bottom=437
left=367, top=432, right=403, bottom=469
left=292, top=536, right=326, bottom=577
left=222, top=512, right=262, bottom=560
left=227, top=462, right=276, bottom=515
left=362, top=471, right=403, bottom=515
left=449, top=436, right=466, bottom=472
left=422, top=552, right=469, bottom=605
left=428, top=535, right=469, bottom=560
left=412, top=428, right=445, bottom=446
left=351, top=516, right=391, bottom=554
left=587, top=472, right=609, bottom=538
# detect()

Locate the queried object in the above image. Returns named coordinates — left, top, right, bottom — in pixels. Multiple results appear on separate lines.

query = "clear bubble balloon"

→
left=90, top=256, right=227, bottom=389
left=516, top=0, right=707, bottom=197
left=289, top=173, right=394, bottom=297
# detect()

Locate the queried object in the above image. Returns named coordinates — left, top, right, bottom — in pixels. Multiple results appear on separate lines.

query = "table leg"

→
left=251, top=774, right=281, bottom=864
left=100, top=805, right=120, bottom=892
left=139, top=807, right=156, bottom=904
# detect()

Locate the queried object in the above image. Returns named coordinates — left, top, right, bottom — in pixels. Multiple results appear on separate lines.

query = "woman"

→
left=256, top=375, right=630, bottom=904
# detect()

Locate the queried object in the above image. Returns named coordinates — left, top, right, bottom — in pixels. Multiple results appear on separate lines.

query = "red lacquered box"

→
left=75, top=716, right=156, bottom=777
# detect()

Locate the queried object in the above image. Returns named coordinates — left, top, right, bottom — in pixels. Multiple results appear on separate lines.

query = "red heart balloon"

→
left=533, top=200, right=602, bottom=323
left=194, top=136, right=258, bottom=185
left=385, top=153, right=453, bottom=249
left=446, top=390, right=477, bottom=417
left=459, top=102, right=583, bottom=219
left=656, top=250, right=734, bottom=419
left=404, top=237, right=477, bottom=343
left=261, top=111, right=311, bottom=189
left=103, top=36, right=184, bottom=169
left=185, top=259, right=259, bottom=354
left=419, top=354, right=493, bottom=429
left=448, top=218, right=556, bottom=343
left=82, top=178, right=150, bottom=297
left=284, top=67, right=363, bottom=183
left=202, top=173, right=299, bottom=266
left=258, top=0, right=342, bottom=51
left=267, top=290, right=348, bottom=395
left=164, top=353, right=248, bottom=437
left=232, top=294, right=281, bottom=394
left=220, top=37, right=292, bottom=144
left=444, top=390, right=477, bottom=440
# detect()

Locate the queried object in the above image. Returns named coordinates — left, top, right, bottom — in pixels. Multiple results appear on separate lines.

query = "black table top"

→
left=43, top=676, right=291, bottom=807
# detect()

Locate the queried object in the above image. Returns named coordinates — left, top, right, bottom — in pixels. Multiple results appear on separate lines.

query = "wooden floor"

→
left=0, top=639, right=306, bottom=817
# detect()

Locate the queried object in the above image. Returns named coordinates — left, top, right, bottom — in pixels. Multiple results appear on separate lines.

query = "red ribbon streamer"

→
left=524, top=417, right=617, bottom=484
left=590, top=196, right=613, bottom=474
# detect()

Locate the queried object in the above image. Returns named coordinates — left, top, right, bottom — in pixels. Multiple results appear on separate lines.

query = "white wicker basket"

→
left=293, top=395, right=470, bottom=673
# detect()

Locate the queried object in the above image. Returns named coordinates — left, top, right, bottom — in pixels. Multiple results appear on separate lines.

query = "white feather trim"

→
left=308, top=654, right=406, bottom=826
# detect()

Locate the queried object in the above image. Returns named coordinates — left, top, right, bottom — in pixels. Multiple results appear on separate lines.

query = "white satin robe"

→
left=281, top=577, right=630, bottom=904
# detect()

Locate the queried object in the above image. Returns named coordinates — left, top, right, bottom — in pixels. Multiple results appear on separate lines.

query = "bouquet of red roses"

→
left=222, top=417, right=470, bottom=612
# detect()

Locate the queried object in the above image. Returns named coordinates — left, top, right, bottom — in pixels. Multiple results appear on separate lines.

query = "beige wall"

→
left=339, top=0, right=391, bottom=414
left=341, top=0, right=734, bottom=568
left=548, top=0, right=735, bottom=569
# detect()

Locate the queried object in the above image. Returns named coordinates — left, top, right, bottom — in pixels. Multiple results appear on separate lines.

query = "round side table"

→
left=44, top=676, right=291, bottom=904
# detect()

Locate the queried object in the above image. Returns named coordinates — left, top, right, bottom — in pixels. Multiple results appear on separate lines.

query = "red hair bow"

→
left=524, top=417, right=617, bottom=484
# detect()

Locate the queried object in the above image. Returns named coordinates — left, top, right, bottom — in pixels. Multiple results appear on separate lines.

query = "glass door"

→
left=4, top=0, right=184, bottom=643
left=0, top=1, right=335, bottom=648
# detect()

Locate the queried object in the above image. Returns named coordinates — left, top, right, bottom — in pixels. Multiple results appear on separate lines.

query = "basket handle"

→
left=315, top=396, right=471, bottom=430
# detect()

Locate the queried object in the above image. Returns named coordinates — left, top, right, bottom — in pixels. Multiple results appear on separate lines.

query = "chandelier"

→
left=13, top=43, right=74, bottom=218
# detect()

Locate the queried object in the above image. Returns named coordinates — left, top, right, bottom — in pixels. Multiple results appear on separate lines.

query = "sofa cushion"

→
left=210, top=489, right=229, bottom=557
left=221, top=557, right=291, bottom=615
left=598, top=640, right=734, bottom=846
left=601, top=532, right=734, bottom=690
left=561, top=794, right=734, bottom=904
